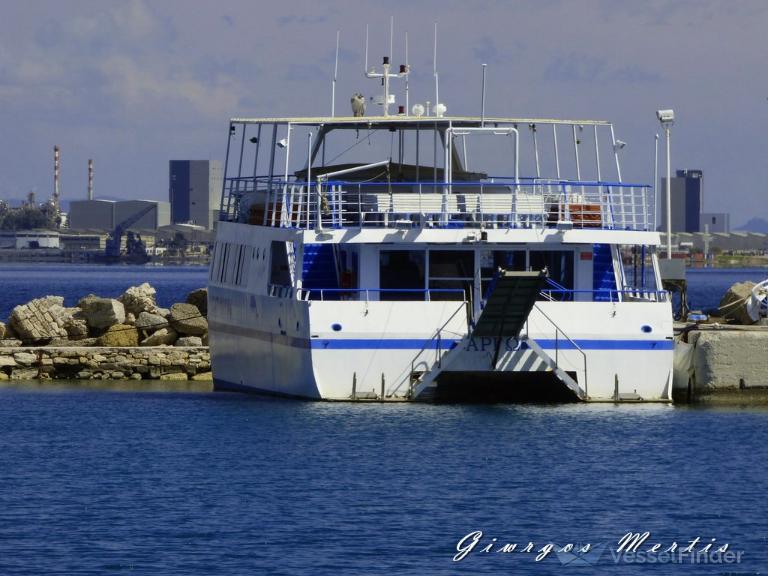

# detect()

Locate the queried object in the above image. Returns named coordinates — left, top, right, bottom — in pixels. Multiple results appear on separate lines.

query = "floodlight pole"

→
left=653, top=133, right=659, bottom=233
left=664, top=124, right=672, bottom=259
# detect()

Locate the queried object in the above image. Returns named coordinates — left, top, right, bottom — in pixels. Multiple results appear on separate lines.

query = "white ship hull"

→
left=209, top=222, right=673, bottom=402
left=209, top=108, right=675, bottom=403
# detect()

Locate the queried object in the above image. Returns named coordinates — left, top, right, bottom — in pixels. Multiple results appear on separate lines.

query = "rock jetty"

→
left=0, top=283, right=211, bottom=382
left=0, top=347, right=211, bottom=382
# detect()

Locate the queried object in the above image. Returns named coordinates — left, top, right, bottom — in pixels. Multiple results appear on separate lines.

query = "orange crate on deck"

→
left=569, top=203, right=602, bottom=227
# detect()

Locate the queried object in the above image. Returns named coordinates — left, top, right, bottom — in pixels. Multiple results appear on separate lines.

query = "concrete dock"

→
left=674, top=323, right=768, bottom=404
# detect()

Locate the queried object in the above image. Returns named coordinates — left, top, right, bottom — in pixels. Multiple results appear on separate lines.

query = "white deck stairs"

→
left=409, top=270, right=588, bottom=401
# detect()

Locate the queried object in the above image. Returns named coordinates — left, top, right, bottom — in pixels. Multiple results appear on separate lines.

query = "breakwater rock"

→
left=0, top=346, right=211, bottom=381
left=2, top=283, right=208, bottom=349
left=718, top=281, right=757, bottom=325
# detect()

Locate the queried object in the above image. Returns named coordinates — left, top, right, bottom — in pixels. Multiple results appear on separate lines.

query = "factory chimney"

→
left=88, top=159, right=94, bottom=200
left=53, top=145, right=61, bottom=212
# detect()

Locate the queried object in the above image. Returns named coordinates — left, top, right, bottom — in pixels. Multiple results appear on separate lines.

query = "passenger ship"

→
left=208, top=55, right=673, bottom=402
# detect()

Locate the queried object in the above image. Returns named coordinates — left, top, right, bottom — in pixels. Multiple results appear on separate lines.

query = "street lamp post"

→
left=656, top=109, right=675, bottom=259
left=653, top=133, right=659, bottom=232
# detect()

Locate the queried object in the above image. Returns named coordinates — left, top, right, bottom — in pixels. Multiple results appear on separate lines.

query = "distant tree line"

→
left=0, top=196, right=58, bottom=231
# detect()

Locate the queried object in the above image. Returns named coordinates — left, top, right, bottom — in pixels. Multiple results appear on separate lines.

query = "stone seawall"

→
left=674, top=325, right=768, bottom=403
left=690, top=329, right=768, bottom=391
left=0, top=347, right=211, bottom=382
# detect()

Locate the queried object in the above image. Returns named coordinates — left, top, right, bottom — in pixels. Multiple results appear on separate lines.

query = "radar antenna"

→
left=363, top=19, right=410, bottom=117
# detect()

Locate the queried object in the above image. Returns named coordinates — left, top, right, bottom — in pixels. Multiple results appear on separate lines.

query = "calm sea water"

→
left=0, top=390, right=766, bottom=575
left=685, top=267, right=767, bottom=312
left=0, top=264, right=208, bottom=319
left=0, top=265, right=766, bottom=574
left=0, top=263, right=765, bottom=320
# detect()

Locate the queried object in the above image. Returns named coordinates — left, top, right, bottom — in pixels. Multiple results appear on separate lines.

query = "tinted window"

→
left=269, top=241, right=292, bottom=287
left=530, top=250, right=573, bottom=289
left=380, top=250, right=425, bottom=300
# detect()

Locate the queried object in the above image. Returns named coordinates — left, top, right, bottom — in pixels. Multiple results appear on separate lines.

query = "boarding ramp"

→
left=473, top=270, right=547, bottom=353
left=409, top=269, right=587, bottom=401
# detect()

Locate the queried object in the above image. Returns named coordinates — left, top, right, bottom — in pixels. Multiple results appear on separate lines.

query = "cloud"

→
left=97, top=55, right=242, bottom=120
left=610, top=64, right=661, bottom=84
left=543, top=52, right=660, bottom=85
left=277, top=14, right=328, bottom=27
left=283, top=63, right=328, bottom=83
left=2, top=0, right=768, bottom=223
left=473, top=37, right=503, bottom=65
left=471, top=36, right=527, bottom=67
left=543, top=53, right=606, bottom=84
left=0, top=0, right=242, bottom=122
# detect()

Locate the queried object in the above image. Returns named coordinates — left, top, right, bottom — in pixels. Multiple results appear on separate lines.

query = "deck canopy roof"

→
left=229, top=115, right=612, bottom=128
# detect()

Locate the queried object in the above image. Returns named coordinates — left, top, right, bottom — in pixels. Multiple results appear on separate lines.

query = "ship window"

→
left=530, top=250, right=574, bottom=290
left=379, top=250, right=425, bottom=300
left=429, top=250, right=474, bottom=278
left=232, top=244, right=249, bottom=287
left=219, top=243, right=231, bottom=283
left=209, top=243, right=219, bottom=281
left=234, top=245, right=243, bottom=284
left=428, top=250, right=473, bottom=301
left=480, top=250, right=525, bottom=297
left=624, top=245, right=659, bottom=293
left=269, top=241, right=292, bottom=287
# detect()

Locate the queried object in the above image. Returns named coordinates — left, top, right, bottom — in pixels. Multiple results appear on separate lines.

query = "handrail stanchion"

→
left=358, top=183, right=362, bottom=228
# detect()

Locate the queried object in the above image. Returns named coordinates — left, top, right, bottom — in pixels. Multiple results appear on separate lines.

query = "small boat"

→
left=208, top=43, right=673, bottom=402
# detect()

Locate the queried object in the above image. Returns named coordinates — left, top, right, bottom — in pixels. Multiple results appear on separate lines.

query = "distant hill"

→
left=735, top=218, right=768, bottom=233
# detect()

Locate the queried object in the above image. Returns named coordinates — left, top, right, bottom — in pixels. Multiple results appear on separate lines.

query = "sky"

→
left=1, top=0, right=766, bottom=226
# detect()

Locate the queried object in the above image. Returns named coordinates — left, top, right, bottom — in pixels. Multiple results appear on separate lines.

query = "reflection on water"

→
left=0, top=379, right=212, bottom=393
left=0, top=388, right=766, bottom=574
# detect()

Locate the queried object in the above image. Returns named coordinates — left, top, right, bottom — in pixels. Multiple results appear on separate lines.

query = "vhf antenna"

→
left=363, top=19, right=409, bottom=116
left=331, top=30, right=340, bottom=117
left=405, top=32, right=410, bottom=115
left=433, top=22, right=439, bottom=113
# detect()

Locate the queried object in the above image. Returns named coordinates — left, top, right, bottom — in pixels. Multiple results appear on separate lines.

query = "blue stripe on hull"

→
left=310, top=338, right=674, bottom=351
left=210, top=321, right=673, bottom=351
left=533, top=339, right=673, bottom=351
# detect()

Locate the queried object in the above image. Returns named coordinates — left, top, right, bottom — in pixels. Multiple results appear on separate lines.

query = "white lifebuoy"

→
left=747, top=279, right=768, bottom=322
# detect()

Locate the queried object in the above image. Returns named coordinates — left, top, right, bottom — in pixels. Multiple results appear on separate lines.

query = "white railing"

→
left=225, top=178, right=655, bottom=232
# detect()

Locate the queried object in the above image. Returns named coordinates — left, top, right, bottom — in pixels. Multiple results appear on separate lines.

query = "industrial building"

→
left=661, top=169, right=703, bottom=233
left=0, top=230, right=60, bottom=249
left=114, top=200, right=171, bottom=231
left=675, top=231, right=768, bottom=252
left=68, top=199, right=170, bottom=232
left=700, top=212, right=730, bottom=233
left=68, top=199, right=117, bottom=230
left=59, top=233, right=106, bottom=252
left=169, top=160, right=222, bottom=229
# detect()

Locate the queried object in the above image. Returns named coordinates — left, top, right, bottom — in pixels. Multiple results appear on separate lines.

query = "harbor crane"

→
left=103, top=204, right=155, bottom=263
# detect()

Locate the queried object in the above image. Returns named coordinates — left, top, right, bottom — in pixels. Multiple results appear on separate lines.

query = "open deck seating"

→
left=236, top=179, right=651, bottom=231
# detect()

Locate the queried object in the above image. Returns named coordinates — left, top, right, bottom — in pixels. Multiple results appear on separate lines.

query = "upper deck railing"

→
left=221, top=176, right=655, bottom=232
